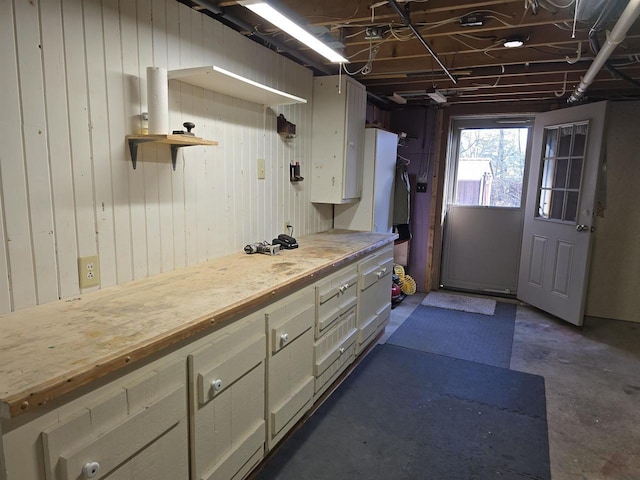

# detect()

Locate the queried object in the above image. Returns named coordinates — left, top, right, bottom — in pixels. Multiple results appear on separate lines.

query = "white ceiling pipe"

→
left=569, top=0, right=640, bottom=103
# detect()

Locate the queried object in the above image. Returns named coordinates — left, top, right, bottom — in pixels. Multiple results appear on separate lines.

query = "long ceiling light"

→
left=239, top=1, right=349, bottom=64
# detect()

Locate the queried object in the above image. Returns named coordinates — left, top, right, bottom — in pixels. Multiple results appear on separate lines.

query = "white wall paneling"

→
left=0, top=0, right=332, bottom=314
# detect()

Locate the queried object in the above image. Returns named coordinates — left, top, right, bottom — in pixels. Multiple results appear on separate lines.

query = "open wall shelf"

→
left=168, top=66, right=307, bottom=106
left=126, top=134, right=218, bottom=170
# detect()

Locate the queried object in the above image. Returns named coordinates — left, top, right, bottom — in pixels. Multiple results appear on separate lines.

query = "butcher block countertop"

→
left=0, top=230, right=395, bottom=419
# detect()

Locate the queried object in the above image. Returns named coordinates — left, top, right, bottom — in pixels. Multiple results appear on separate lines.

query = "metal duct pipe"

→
left=190, top=0, right=332, bottom=75
left=569, top=0, right=640, bottom=103
left=387, top=0, right=457, bottom=84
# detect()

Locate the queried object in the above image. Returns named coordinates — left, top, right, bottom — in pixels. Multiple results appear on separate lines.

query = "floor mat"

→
left=421, top=291, right=496, bottom=315
left=254, top=345, right=550, bottom=480
left=386, top=302, right=516, bottom=368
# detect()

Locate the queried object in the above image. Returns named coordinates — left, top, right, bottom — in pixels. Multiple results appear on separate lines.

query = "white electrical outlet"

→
left=79, top=255, right=100, bottom=289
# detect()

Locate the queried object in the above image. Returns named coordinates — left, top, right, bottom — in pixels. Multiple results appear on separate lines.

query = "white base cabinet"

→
left=356, top=244, right=394, bottom=355
left=3, top=358, right=189, bottom=480
left=265, top=287, right=315, bottom=450
left=188, top=312, right=266, bottom=480
left=0, top=243, right=393, bottom=480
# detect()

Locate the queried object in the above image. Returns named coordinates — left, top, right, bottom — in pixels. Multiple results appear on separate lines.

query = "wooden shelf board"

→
left=126, top=134, right=218, bottom=147
left=168, top=66, right=307, bottom=106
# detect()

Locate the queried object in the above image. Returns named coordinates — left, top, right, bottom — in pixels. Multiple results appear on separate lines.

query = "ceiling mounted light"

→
left=426, top=90, right=447, bottom=104
left=503, top=36, right=525, bottom=48
left=388, top=92, right=407, bottom=104
left=239, top=1, right=349, bottom=63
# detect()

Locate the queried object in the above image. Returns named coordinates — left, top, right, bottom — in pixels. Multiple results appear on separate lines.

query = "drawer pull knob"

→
left=211, top=379, right=223, bottom=392
left=339, top=285, right=346, bottom=294
left=281, top=333, right=289, bottom=345
left=376, top=271, right=383, bottom=278
left=82, top=462, right=100, bottom=478
left=339, top=347, right=345, bottom=354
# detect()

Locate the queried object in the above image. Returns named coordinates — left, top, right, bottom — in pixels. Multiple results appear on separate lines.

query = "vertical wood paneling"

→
left=83, top=0, right=117, bottom=288
left=14, top=0, right=59, bottom=304
left=1, top=0, right=37, bottom=310
left=62, top=0, right=99, bottom=293
left=152, top=0, right=174, bottom=273
left=102, top=0, right=133, bottom=284
left=120, top=0, right=148, bottom=280
left=1, top=0, right=331, bottom=314
left=40, top=0, right=80, bottom=298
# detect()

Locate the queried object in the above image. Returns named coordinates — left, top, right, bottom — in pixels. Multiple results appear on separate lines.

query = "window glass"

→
left=455, top=128, right=528, bottom=207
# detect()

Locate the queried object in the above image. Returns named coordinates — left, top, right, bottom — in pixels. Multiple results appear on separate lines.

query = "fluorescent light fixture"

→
left=426, top=90, right=447, bottom=104
left=388, top=92, right=407, bottom=104
left=504, top=36, right=525, bottom=48
left=240, top=1, right=349, bottom=63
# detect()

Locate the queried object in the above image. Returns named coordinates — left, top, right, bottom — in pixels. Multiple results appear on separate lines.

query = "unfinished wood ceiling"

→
left=183, top=0, right=640, bottom=106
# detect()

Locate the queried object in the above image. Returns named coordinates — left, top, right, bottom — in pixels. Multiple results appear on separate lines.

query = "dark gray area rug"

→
left=254, top=345, right=550, bottom=480
left=387, top=302, right=517, bottom=368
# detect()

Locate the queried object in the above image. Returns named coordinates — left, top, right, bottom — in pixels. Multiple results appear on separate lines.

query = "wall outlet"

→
left=257, top=158, right=266, bottom=179
left=78, top=255, right=100, bottom=289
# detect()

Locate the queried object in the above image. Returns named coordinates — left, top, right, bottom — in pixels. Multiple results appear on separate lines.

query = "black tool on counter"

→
left=272, top=234, right=298, bottom=249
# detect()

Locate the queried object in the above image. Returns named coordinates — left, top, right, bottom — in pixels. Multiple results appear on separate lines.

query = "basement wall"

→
left=585, top=101, right=640, bottom=322
left=0, top=0, right=332, bottom=314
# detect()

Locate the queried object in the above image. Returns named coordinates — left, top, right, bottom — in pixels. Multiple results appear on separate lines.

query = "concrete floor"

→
left=381, top=293, right=640, bottom=480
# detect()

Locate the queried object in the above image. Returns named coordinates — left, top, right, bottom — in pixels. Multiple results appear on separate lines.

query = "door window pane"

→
left=565, top=192, right=579, bottom=222
left=568, top=158, right=583, bottom=189
left=558, top=126, right=573, bottom=156
left=536, top=121, right=589, bottom=223
left=553, top=158, right=568, bottom=188
left=455, top=128, right=528, bottom=207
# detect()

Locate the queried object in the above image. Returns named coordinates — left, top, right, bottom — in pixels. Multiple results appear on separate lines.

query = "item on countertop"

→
left=272, top=234, right=298, bottom=249
left=244, top=241, right=280, bottom=255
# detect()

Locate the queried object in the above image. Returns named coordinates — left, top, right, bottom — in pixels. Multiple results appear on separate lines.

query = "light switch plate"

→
left=78, top=255, right=100, bottom=289
left=257, top=158, right=266, bottom=179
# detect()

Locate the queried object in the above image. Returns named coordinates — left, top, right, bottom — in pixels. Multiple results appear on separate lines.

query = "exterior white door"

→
left=517, top=102, right=608, bottom=326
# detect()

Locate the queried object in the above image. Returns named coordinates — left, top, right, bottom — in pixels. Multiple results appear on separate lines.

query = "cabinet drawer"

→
left=314, top=308, right=357, bottom=377
left=270, top=304, right=314, bottom=354
left=360, top=255, right=393, bottom=291
left=42, top=360, right=188, bottom=480
left=189, top=313, right=266, bottom=480
left=358, top=313, right=380, bottom=349
left=314, top=342, right=355, bottom=401
left=316, top=266, right=358, bottom=338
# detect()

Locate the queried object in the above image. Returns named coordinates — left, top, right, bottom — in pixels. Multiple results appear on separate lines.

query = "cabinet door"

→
left=310, top=75, right=366, bottom=204
left=266, top=288, right=315, bottom=450
left=357, top=245, right=394, bottom=354
left=41, top=360, right=188, bottom=480
left=189, top=313, right=266, bottom=480
left=343, top=79, right=367, bottom=200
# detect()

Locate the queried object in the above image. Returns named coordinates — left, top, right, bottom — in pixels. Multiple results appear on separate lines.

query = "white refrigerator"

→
left=334, top=128, right=398, bottom=232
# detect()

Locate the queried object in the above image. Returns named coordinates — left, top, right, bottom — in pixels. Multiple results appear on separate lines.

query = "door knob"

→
left=576, top=224, right=589, bottom=232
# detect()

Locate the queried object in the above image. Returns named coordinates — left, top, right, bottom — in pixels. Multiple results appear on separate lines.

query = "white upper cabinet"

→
left=310, top=75, right=367, bottom=204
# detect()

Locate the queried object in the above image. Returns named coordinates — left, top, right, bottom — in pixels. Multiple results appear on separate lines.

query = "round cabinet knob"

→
left=211, top=379, right=223, bottom=392
left=281, top=333, right=289, bottom=345
left=339, top=347, right=345, bottom=354
left=376, top=271, right=383, bottom=278
left=339, top=285, right=346, bottom=294
left=82, top=461, right=100, bottom=478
